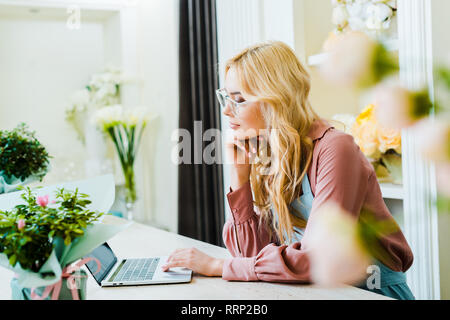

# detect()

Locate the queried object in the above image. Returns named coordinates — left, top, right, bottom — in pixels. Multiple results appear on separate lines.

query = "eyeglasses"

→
left=215, top=88, right=250, bottom=117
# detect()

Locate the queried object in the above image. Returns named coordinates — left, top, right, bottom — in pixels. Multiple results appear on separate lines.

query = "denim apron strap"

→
left=271, top=173, right=314, bottom=244
left=358, top=260, right=415, bottom=300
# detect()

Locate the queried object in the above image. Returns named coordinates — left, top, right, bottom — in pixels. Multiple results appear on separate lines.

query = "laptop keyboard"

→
left=112, top=258, right=160, bottom=282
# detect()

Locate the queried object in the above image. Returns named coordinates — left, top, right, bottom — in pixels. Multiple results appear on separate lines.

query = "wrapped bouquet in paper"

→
left=0, top=123, right=50, bottom=194
left=0, top=175, right=131, bottom=300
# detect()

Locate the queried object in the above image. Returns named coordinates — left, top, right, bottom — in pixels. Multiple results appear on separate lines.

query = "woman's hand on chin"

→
left=161, top=247, right=224, bottom=277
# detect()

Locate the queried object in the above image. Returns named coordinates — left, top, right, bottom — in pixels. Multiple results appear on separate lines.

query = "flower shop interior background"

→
left=0, top=0, right=449, bottom=300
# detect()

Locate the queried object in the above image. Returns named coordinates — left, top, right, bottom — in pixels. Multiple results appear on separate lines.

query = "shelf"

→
left=0, top=0, right=137, bottom=20
left=380, top=183, right=404, bottom=200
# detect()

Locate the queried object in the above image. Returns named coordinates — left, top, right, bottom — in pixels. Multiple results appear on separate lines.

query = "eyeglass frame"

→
left=215, top=88, right=251, bottom=117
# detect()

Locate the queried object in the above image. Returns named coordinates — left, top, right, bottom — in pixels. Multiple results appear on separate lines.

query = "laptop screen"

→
left=84, top=242, right=118, bottom=285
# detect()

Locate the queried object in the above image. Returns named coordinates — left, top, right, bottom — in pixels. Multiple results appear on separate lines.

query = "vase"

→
left=0, top=172, right=41, bottom=194
left=123, top=165, right=137, bottom=221
left=10, top=270, right=87, bottom=300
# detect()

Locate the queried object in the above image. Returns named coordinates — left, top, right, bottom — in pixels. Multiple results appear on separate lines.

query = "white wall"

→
left=135, top=0, right=179, bottom=232
left=0, top=15, right=105, bottom=184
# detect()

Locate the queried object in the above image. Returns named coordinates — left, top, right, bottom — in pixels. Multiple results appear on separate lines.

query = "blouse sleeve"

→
left=222, top=180, right=312, bottom=282
left=222, top=181, right=274, bottom=258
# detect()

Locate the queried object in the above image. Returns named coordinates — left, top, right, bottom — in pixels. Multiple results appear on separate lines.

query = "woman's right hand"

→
left=225, top=131, right=263, bottom=190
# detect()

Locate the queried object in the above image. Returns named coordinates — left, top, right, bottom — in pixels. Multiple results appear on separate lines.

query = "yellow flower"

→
left=378, top=126, right=402, bottom=154
left=355, top=104, right=376, bottom=125
left=351, top=104, right=402, bottom=158
left=352, top=105, right=381, bottom=159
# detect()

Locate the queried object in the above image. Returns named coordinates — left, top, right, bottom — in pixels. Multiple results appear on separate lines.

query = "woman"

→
left=162, top=41, right=415, bottom=300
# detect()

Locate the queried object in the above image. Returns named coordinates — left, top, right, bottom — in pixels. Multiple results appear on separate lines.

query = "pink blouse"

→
left=222, top=118, right=414, bottom=283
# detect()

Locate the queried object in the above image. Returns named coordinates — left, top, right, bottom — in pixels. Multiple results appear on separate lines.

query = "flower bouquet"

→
left=0, top=123, right=50, bottom=194
left=352, top=104, right=402, bottom=184
left=335, top=104, right=402, bottom=184
left=0, top=175, right=131, bottom=300
left=66, top=67, right=123, bottom=144
left=331, top=0, right=397, bottom=43
left=92, top=105, right=154, bottom=220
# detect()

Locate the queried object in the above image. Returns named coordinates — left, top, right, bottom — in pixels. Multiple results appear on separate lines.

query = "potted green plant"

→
left=0, top=123, right=50, bottom=194
left=0, top=183, right=130, bottom=300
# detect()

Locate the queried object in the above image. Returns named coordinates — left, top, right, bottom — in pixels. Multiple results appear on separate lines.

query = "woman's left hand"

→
left=161, top=248, right=224, bottom=277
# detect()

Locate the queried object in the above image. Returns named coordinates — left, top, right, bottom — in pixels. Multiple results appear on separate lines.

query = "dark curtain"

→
left=178, top=0, right=225, bottom=246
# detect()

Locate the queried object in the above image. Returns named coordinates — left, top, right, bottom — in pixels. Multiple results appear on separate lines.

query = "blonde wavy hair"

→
left=225, top=41, right=320, bottom=244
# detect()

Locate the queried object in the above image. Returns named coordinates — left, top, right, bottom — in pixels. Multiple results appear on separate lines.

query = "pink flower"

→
left=413, top=118, right=450, bottom=163
left=17, top=219, right=26, bottom=231
left=436, top=163, right=450, bottom=198
left=374, top=84, right=416, bottom=129
left=302, top=203, right=371, bottom=286
left=374, top=83, right=433, bottom=130
left=36, top=195, right=49, bottom=208
left=320, top=31, right=380, bottom=89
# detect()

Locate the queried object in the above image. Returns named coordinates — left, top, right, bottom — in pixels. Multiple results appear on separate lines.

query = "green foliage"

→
left=357, top=208, right=402, bottom=266
left=373, top=43, right=399, bottom=86
left=436, top=66, right=450, bottom=90
left=0, top=123, right=50, bottom=182
left=0, top=187, right=103, bottom=272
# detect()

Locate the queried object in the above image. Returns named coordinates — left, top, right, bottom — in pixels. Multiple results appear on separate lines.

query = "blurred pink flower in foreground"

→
left=374, top=83, right=434, bottom=130
left=320, top=31, right=397, bottom=89
left=17, top=219, right=26, bottom=231
left=411, top=118, right=450, bottom=197
left=303, top=203, right=371, bottom=286
left=36, top=195, right=49, bottom=208
left=374, top=84, right=415, bottom=129
left=436, top=164, right=450, bottom=198
left=414, top=118, right=450, bottom=163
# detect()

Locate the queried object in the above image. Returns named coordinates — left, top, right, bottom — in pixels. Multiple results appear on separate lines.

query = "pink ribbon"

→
left=30, top=257, right=101, bottom=301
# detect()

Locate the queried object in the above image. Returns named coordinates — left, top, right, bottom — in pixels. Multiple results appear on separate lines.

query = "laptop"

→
left=84, top=243, right=192, bottom=287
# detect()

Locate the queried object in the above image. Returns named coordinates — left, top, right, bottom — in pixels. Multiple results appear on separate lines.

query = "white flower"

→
left=92, top=105, right=124, bottom=129
left=366, top=3, right=393, bottom=30
left=366, top=15, right=382, bottom=30
left=372, top=0, right=397, bottom=8
left=332, top=114, right=356, bottom=134
left=331, top=0, right=348, bottom=6
left=123, top=106, right=153, bottom=127
left=387, top=0, right=397, bottom=9
left=332, top=5, right=349, bottom=29
left=346, top=2, right=365, bottom=17
left=89, top=74, right=104, bottom=89
left=348, top=16, right=367, bottom=32
left=70, top=89, right=91, bottom=111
